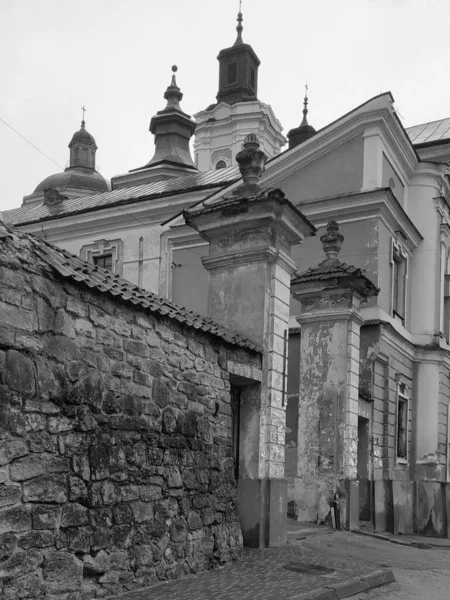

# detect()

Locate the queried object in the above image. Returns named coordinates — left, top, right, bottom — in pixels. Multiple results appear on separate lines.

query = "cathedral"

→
left=4, top=9, right=450, bottom=541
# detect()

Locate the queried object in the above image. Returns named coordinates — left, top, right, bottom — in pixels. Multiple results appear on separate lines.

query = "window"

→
left=93, top=254, right=113, bottom=271
left=227, top=62, right=237, bottom=84
left=396, top=381, right=409, bottom=462
left=391, top=242, right=407, bottom=320
left=249, top=66, right=256, bottom=90
left=80, top=238, right=124, bottom=276
left=215, top=160, right=226, bottom=170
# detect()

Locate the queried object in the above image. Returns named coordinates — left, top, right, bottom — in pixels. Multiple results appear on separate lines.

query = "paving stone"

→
left=108, top=544, right=394, bottom=600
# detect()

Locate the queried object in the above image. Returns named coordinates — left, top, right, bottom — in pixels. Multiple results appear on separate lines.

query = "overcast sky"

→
left=1, top=0, right=449, bottom=212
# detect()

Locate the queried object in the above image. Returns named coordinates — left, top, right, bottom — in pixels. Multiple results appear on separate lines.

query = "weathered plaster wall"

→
left=43, top=224, right=162, bottom=296
left=294, top=316, right=351, bottom=523
left=285, top=332, right=300, bottom=482
left=280, top=135, right=364, bottom=204
left=382, top=154, right=405, bottom=206
left=0, top=237, right=261, bottom=599
left=171, top=246, right=209, bottom=317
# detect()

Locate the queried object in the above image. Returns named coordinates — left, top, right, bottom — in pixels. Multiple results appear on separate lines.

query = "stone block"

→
left=0, top=548, right=43, bottom=579
left=0, top=485, right=21, bottom=507
left=10, top=454, right=45, bottom=481
left=42, top=550, right=83, bottom=593
left=0, top=301, right=37, bottom=332
left=61, top=503, right=88, bottom=528
left=0, top=531, right=17, bottom=560
left=32, top=504, right=62, bottom=530
left=90, top=481, right=121, bottom=506
left=44, top=336, right=80, bottom=363
left=0, top=505, right=31, bottom=533
left=18, top=529, right=54, bottom=549
left=5, top=349, right=35, bottom=395
left=23, top=474, right=67, bottom=503
left=0, top=438, right=29, bottom=465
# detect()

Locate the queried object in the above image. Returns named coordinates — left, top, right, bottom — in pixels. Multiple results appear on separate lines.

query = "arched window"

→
left=215, top=160, right=227, bottom=170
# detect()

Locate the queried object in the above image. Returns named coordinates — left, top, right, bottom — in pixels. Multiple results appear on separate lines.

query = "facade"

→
left=4, top=12, right=450, bottom=539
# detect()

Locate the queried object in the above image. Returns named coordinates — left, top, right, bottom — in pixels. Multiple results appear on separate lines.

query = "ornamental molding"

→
left=299, top=188, right=423, bottom=253
left=202, top=246, right=297, bottom=274
left=296, top=308, right=365, bottom=327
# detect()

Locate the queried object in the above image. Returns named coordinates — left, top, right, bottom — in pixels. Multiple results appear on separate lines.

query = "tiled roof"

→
left=1, top=221, right=261, bottom=353
left=3, top=166, right=240, bottom=227
left=406, top=118, right=450, bottom=146
left=292, top=261, right=379, bottom=296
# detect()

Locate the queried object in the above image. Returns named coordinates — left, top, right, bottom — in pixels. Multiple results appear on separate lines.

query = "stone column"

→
left=291, top=221, right=379, bottom=528
left=184, top=134, right=316, bottom=547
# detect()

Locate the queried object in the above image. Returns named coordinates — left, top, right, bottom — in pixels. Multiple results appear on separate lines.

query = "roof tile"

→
left=0, top=222, right=260, bottom=353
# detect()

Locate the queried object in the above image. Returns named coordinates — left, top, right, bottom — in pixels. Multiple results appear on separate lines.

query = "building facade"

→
left=4, top=13, right=450, bottom=538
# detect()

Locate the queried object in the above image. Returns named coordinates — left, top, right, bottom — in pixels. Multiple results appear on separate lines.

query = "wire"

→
left=0, top=117, right=64, bottom=170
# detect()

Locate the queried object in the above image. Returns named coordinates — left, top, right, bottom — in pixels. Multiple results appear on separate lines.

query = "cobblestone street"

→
left=112, top=532, right=393, bottom=600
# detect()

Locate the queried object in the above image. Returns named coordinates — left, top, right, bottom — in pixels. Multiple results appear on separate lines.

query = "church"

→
left=4, top=9, right=450, bottom=540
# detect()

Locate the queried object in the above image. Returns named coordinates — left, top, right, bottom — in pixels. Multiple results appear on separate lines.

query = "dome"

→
left=69, top=121, right=97, bottom=148
left=34, top=166, right=110, bottom=194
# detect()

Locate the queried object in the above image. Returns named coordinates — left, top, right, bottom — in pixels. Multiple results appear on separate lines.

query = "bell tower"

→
left=216, top=11, right=260, bottom=105
left=193, top=11, right=286, bottom=172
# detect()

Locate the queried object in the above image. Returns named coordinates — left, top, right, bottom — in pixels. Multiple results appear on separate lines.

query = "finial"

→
left=171, top=64, right=178, bottom=86
left=319, top=220, right=344, bottom=265
left=235, top=133, right=267, bottom=190
left=81, top=105, right=87, bottom=127
left=163, top=65, right=183, bottom=110
left=300, top=83, right=309, bottom=126
left=234, top=2, right=243, bottom=45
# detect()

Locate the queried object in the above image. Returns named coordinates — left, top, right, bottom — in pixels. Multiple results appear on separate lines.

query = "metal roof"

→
left=406, top=118, right=450, bottom=146
left=0, top=220, right=261, bottom=353
left=4, top=166, right=240, bottom=226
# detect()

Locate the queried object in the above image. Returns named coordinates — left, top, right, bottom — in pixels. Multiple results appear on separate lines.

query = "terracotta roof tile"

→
left=1, top=221, right=261, bottom=353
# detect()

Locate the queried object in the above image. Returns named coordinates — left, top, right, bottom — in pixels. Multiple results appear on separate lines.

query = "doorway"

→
left=231, top=386, right=241, bottom=481
left=357, top=416, right=371, bottom=522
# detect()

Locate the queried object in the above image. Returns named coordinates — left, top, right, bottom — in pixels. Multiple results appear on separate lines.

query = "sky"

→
left=1, top=0, right=449, bottom=212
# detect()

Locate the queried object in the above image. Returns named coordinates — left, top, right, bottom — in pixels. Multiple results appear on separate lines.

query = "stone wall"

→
left=0, top=234, right=261, bottom=599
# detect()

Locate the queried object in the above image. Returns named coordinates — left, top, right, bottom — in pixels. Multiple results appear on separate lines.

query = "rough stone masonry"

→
left=0, top=224, right=262, bottom=599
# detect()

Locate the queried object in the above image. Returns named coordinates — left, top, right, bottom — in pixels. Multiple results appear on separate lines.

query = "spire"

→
left=300, top=83, right=309, bottom=126
left=145, top=66, right=196, bottom=170
left=287, top=82, right=317, bottom=150
left=216, top=3, right=260, bottom=105
left=234, top=7, right=243, bottom=46
left=163, top=65, right=183, bottom=110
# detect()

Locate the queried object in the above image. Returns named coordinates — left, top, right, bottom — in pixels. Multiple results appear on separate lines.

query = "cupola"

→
left=22, top=115, right=110, bottom=207
left=216, top=11, right=260, bottom=105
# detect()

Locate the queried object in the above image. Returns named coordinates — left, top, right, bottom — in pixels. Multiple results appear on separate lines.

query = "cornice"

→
left=18, top=189, right=211, bottom=242
left=298, top=188, right=423, bottom=253
left=202, top=246, right=297, bottom=274
left=296, top=308, right=365, bottom=327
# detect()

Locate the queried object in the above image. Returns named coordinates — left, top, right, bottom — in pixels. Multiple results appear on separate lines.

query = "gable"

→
left=277, top=134, right=365, bottom=204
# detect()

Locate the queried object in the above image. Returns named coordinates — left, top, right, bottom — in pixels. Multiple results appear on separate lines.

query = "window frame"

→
left=93, top=253, right=113, bottom=271
left=395, top=376, right=410, bottom=464
left=390, top=240, right=407, bottom=322
left=227, top=61, right=238, bottom=85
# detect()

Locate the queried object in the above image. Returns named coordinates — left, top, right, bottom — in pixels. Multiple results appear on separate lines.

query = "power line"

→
left=0, top=116, right=64, bottom=170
